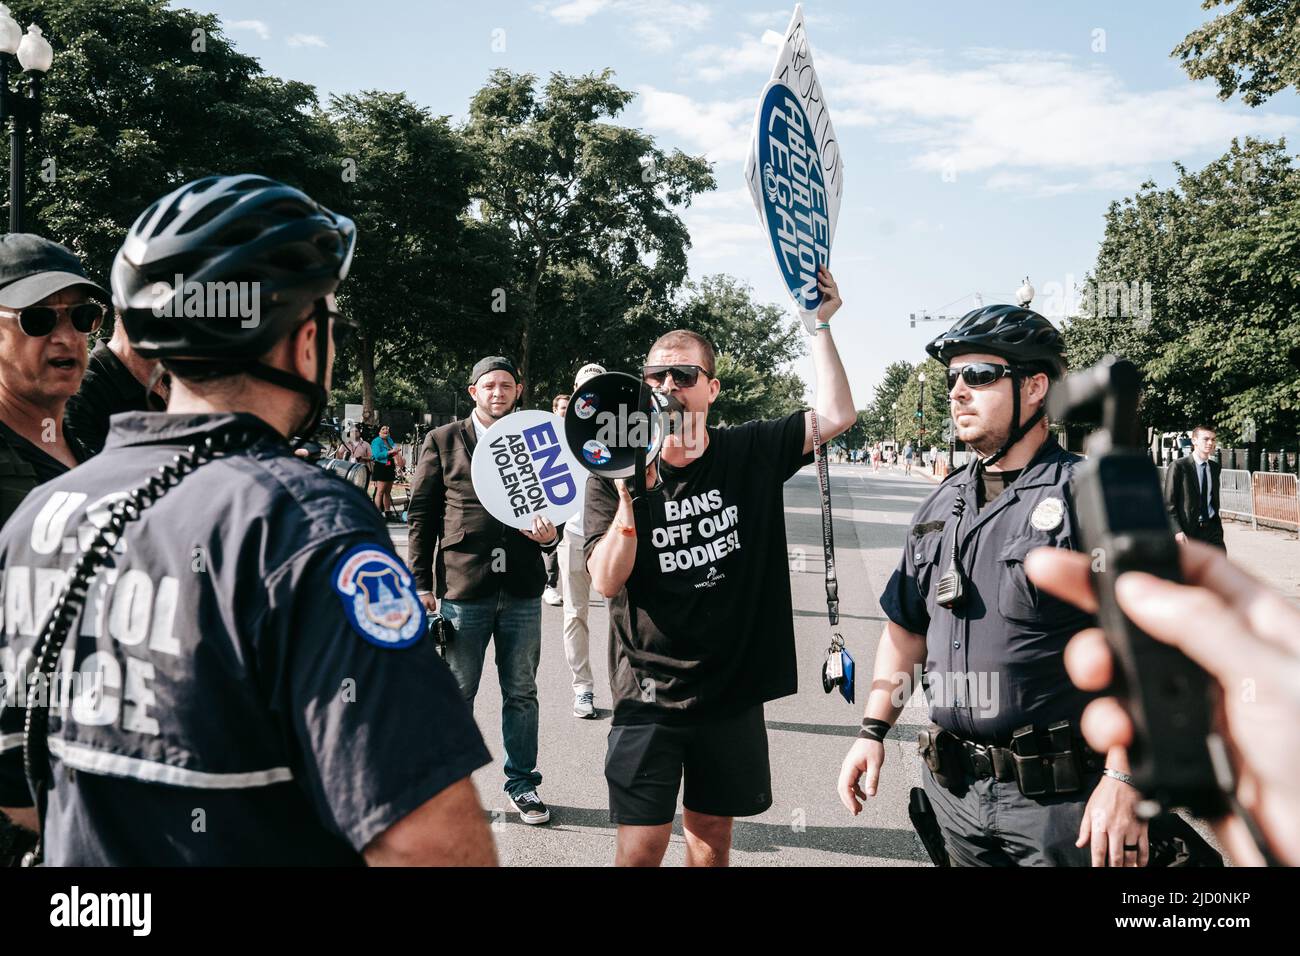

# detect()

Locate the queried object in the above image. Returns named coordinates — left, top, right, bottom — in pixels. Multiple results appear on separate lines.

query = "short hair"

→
left=647, top=330, right=716, bottom=378
left=1192, top=425, right=1216, bottom=437
left=552, top=393, right=570, bottom=411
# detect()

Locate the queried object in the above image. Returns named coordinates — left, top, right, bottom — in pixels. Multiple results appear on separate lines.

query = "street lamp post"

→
left=917, top=371, right=927, bottom=446
left=891, top=401, right=898, bottom=448
left=0, top=9, right=53, bottom=233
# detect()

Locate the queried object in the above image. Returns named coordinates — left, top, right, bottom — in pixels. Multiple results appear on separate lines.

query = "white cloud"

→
left=689, top=186, right=753, bottom=213
left=684, top=30, right=782, bottom=83
left=227, top=19, right=270, bottom=41
left=538, top=0, right=711, bottom=52
left=815, top=49, right=1296, bottom=179
left=540, top=0, right=611, bottom=24
left=666, top=33, right=1297, bottom=190
left=287, top=34, right=328, bottom=48
left=681, top=214, right=764, bottom=260
left=636, top=85, right=754, bottom=163
left=744, top=9, right=791, bottom=28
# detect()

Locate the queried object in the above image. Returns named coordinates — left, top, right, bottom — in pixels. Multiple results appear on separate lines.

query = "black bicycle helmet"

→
left=926, top=304, right=1066, bottom=380
left=113, top=174, right=356, bottom=359
left=926, top=304, right=1066, bottom=468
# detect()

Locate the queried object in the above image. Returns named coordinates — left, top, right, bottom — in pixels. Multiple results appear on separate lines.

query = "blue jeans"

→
left=440, top=591, right=543, bottom=798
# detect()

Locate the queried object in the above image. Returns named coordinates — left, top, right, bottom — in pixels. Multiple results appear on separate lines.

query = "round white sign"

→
left=470, top=410, right=585, bottom=530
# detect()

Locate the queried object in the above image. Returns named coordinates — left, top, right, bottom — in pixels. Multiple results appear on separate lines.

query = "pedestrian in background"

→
left=371, top=423, right=399, bottom=520
left=1164, top=425, right=1225, bottom=553
left=559, top=363, right=606, bottom=718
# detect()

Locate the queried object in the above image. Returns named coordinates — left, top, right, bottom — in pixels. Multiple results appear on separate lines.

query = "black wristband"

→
left=858, top=718, right=891, bottom=742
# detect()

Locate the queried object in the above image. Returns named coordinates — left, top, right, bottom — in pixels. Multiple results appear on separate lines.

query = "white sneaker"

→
left=543, top=587, right=563, bottom=606
left=573, top=691, right=595, bottom=719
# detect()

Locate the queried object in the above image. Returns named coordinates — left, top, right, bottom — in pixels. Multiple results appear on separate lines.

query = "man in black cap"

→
left=0, top=234, right=108, bottom=527
left=407, top=355, right=559, bottom=825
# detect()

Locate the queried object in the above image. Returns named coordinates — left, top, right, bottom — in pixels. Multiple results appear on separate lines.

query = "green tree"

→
left=328, top=91, right=510, bottom=421
left=5, top=0, right=340, bottom=276
left=464, top=69, right=714, bottom=405
left=838, top=409, right=875, bottom=451
left=892, top=358, right=950, bottom=447
left=1174, top=0, right=1300, bottom=105
left=678, top=274, right=805, bottom=375
left=675, top=273, right=807, bottom=424
left=1064, top=138, right=1300, bottom=445
left=867, top=360, right=916, bottom=442
left=709, top=354, right=805, bottom=425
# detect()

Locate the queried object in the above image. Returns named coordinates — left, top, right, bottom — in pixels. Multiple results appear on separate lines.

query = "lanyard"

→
left=810, top=411, right=839, bottom=626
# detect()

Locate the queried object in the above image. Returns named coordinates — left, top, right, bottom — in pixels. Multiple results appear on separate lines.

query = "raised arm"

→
left=802, top=266, right=856, bottom=453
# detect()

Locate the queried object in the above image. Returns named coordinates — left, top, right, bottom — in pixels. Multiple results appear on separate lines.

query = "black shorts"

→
left=371, top=460, right=395, bottom=482
left=604, top=704, right=771, bottom=826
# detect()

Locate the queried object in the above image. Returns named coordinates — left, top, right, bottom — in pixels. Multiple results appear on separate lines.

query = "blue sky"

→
left=181, top=0, right=1300, bottom=404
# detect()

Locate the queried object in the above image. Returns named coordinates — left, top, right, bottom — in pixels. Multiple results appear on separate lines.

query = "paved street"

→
left=388, top=461, right=1291, bottom=866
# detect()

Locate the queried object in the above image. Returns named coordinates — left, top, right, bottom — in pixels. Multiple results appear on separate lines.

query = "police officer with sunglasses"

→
left=0, top=234, right=107, bottom=530
left=837, top=304, right=1151, bottom=867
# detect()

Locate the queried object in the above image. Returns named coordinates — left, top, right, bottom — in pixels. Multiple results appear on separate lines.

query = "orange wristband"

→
left=614, top=521, right=636, bottom=537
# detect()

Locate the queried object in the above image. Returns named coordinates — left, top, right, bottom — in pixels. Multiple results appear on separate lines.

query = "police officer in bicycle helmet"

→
left=0, top=175, right=495, bottom=865
left=837, top=301, right=1152, bottom=867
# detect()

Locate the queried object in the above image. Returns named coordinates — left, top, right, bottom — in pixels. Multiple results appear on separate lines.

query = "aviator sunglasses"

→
left=0, top=301, right=106, bottom=337
left=946, top=362, right=1026, bottom=391
left=642, top=364, right=708, bottom=388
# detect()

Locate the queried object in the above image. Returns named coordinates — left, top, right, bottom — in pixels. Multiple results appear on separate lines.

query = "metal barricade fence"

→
left=1254, top=472, right=1300, bottom=532
left=1219, top=469, right=1254, bottom=524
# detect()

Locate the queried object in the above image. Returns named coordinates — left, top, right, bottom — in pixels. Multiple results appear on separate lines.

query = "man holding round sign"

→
left=406, top=356, right=563, bottom=825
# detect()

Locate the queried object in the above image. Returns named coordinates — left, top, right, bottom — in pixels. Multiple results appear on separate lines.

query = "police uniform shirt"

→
left=878, top=436, right=1096, bottom=743
left=0, top=412, right=490, bottom=865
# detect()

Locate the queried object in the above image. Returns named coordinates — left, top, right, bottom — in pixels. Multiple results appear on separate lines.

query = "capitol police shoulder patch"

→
left=332, top=545, right=427, bottom=649
left=1030, top=497, right=1066, bottom=533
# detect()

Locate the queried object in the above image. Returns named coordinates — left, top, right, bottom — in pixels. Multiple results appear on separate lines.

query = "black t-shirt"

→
left=0, top=419, right=88, bottom=486
left=584, top=410, right=813, bottom=725
left=63, top=340, right=157, bottom=456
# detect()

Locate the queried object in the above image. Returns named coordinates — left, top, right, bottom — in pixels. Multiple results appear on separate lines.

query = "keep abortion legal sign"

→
left=744, top=4, right=844, bottom=334
left=471, top=411, right=584, bottom=530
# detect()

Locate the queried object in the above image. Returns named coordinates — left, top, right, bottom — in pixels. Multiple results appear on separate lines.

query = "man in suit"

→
left=407, top=356, right=560, bottom=825
left=1165, top=425, right=1226, bottom=553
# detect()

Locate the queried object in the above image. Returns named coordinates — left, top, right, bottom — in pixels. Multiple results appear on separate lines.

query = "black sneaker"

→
left=511, top=789, right=551, bottom=825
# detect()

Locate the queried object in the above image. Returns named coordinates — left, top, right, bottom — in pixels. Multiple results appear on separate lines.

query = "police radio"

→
left=1049, top=357, right=1225, bottom=819
left=563, top=372, right=682, bottom=501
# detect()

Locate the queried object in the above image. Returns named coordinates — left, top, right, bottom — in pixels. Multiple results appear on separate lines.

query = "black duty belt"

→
left=919, top=720, right=1103, bottom=797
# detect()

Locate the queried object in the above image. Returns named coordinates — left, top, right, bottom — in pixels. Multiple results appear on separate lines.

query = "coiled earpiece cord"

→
left=19, top=426, right=254, bottom=866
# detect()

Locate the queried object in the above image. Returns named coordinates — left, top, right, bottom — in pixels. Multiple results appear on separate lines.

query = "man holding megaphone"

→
left=583, top=265, right=855, bottom=866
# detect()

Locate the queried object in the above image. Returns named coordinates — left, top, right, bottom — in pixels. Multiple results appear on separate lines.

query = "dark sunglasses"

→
left=642, top=364, right=708, bottom=388
left=0, top=301, right=106, bottom=337
left=946, top=362, right=1020, bottom=391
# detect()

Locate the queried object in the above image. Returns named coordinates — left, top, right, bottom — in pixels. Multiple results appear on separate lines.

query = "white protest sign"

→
left=470, top=411, right=584, bottom=530
left=744, top=4, right=844, bottom=334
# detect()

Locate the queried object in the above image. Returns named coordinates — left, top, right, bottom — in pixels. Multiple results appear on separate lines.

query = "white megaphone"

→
left=563, top=371, right=684, bottom=495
